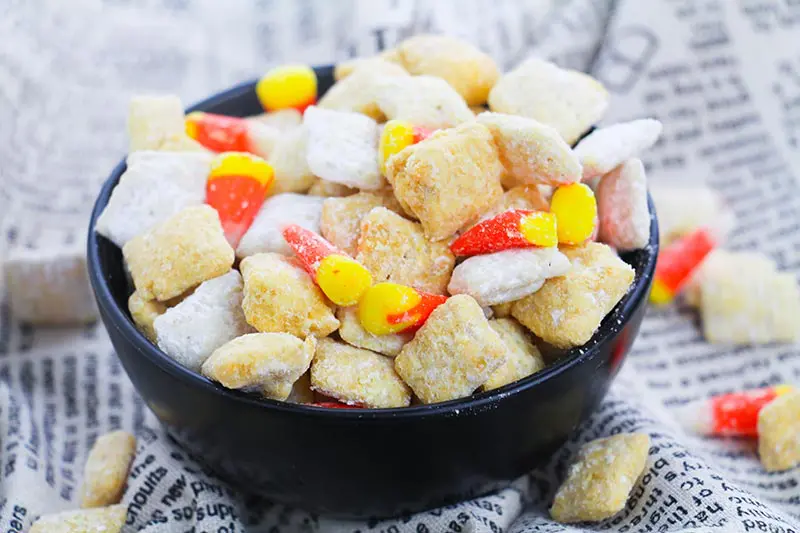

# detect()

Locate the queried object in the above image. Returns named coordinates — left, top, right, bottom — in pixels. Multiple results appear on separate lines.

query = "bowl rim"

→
left=87, top=73, right=659, bottom=421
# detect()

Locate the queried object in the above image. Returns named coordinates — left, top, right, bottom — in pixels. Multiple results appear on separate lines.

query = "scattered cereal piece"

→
left=375, top=75, right=474, bottom=129
left=683, top=250, right=774, bottom=307
left=304, top=106, right=383, bottom=190
left=359, top=282, right=448, bottom=336
left=123, top=205, right=234, bottom=301
left=512, top=243, right=634, bottom=348
left=386, top=122, right=504, bottom=241
left=450, top=209, right=558, bottom=256
left=337, top=307, right=411, bottom=357
left=550, top=433, right=650, bottom=523
left=335, top=51, right=404, bottom=80
left=154, top=270, right=252, bottom=371
left=574, top=119, right=662, bottom=180
left=267, top=126, right=317, bottom=194
left=597, top=158, right=650, bottom=251
left=311, top=338, right=411, bottom=407
left=650, top=227, right=717, bottom=305
left=550, top=183, right=598, bottom=245
left=477, top=112, right=582, bottom=186
left=128, top=94, right=202, bottom=152
left=758, top=390, right=800, bottom=472
left=483, top=318, right=546, bottom=390
left=80, top=430, right=136, bottom=508
left=236, top=193, right=324, bottom=258
left=249, top=108, right=303, bottom=131
left=30, top=505, right=127, bottom=533
left=488, top=57, right=609, bottom=145
left=356, top=207, right=455, bottom=294
left=5, top=243, right=98, bottom=325
left=318, top=59, right=408, bottom=120
left=287, top=371, right=315, bottom=404
left=448, top=247, right=570, bottom=307
left=128, top=291, right=166, bottom=341
left=307, top=178, right=358, bottom=197
left=395, top=295, right=507, bottom=403
left=320, top=191, right=405, bottom=256
left=202, top=333, right=316, bottom=401
left=256, top=64, right=317, bottom=112
left=96, top=151, right=211, bottom=248
left=650, top=184, right=734, bottom=246
left=240, top=253, right=339, bottom=338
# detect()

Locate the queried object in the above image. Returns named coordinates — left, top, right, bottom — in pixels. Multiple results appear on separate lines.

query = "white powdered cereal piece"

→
left=128, top=94, right=202, bottom=152
left=30, top=505, right=127, bottom=533
left=488, top=57, right=609, bottom=145
left=154, top=270, right=252, bottom=372
left=684, top=250, right=775, bottom=307
left=268, top=126, right=317, bottom=194
left=249, top=108, right=303, bottom=131
left=318, top=59, right=408, bottom=120
left=95, top=151, right=211, bottom=248
left=477, top=112, right=582, bottom=186
left=80, top=431, right=136, bottom=508
left=236, top=193, right=324, bottom=258
left=5, top=243, right=98, bottom=325
left=375, top=75, right=474, bottom=129
left=650, top=184, right=734, bottom=246
left=597, top=158, right=650, bottom=251
left=758, top=391, right=800, bottom=472
left=448, top=248, right=571, bottom=307
left=304, top=106, right=383, bottom=190
left=246, top=121, right=281, bottom=160
left=574, top=119, right=662, bottom=179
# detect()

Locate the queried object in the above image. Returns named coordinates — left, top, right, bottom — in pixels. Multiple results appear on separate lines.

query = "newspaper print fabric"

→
left=1, top=0, right=800, bottom=531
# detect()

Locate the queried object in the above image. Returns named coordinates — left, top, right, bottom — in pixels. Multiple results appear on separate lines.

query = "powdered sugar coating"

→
left=597, top=158, right=650, bottom=251
left=30, top=505, right=127, bottom=533
left=318, top=59, right=408, bottom=120
left=80, top=430, right=136, bottom=508
left=236, top=193, right=324, bottom=258
left=320, top=191, right=405, bottom=256
left=337, top=306, right=411, bottom=357
left=574, top=119, right=662, bottom=180
left=483, top=318, right=545, bottom=391
left=268, top=126, right=317, bottom=194
left=758, top=391, right=800, bottom=472
left=375, top=75, right=474, bottom=129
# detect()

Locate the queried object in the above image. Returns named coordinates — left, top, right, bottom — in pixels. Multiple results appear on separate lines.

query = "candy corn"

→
left=413, top=126, right=434, bottom=142
left=206, top=152, right=274, bottom=248
left=378, top=120, right=437, bottom=174
left=281, top=224, right=372, bottom=306
left=256, top=65, right=317, bottom=112
left=312, top=401, right=362, bottom=409
left=450, top=209, right=557, bottom=256
left=185, top=112, right=252, bottom=153
left=358, top=282, right=448, bottom=335
left=675, top=385, right=794, bottom=437
left=650, top=227, right=716, bottom=305
left=550, top=183, right=597, bottom=245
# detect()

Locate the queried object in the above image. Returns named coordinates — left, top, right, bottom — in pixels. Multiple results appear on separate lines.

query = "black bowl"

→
left=87, top=66, right=659, bottom=519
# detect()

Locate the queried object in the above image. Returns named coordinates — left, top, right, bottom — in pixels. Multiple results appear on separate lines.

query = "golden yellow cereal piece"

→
left=511, top=243, right=634, bottom=348
left=311, top=338, right=411, bottom=408
left=80, top=431, right=136, bottom=508
left=550, top=433, right=650, bottom=523
left=122, top=205, right=234, bottom=302
left=483, top=318, right=546, bottom=391
left=240, top=253, right=339, bottom=338
left=492, top=302, right=514, bottom=318
left=287, top=371, right=315, bottom=404
left=319, top=59, right=408, bottom=120
left=758, top=391, right=800, bottom=472
left=337, top=307, right=411, bottom=357
left=128, top=95, right=189, bottom=152
left=250, top=109, right=303, bottom=131
left=477, top=112, right=582, bottom=187
left=467, top=185, right=550, bottom=231
left=268, top=126, right=317, bottom=194
left=356, top=207, right=455, bottom=294
left=488, top=58, right=609, bottom=145
left=307, top=178, right=358, bottom=198
left=202, top=333, right=316, bottom=401
left=386, top=122, right=504, bottom=241
left=128, top=291, right=166, bottom=341
left=375, top=75, right=474, bottom=129
left=395, top=34, right=500, bottom=106
left=395, top=295, right=507, bottom=403
left=320, top=191, right=405, bottom=256
left=30, top=505, right=127, bottom=533
left=334, top=51, right=404, bottom=80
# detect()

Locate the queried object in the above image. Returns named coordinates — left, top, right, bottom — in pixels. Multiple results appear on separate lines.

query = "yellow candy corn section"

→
left=775, top=384, right=795, bottom=397
left=648, top=278, right=673, bottom=305
left=358, top=282, right=421, bottom=335
left=209, top=152, right=274, bottom=187
left=379, top=120, right=415, bottom=175
left=316, top=254, right=373, bottom=307
left=519, top=212, right=558, bottom=248
left=550, top=183, right=597, bottom=245
left=184, top=111, right=203, bottom=140
left=256, top=65, right=317, bottom=111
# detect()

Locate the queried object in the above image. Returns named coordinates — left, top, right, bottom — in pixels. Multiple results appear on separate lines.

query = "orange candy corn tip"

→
left=185, top=112, right=252, bottom=153
left=281, top=224, right=372, bottom=307
left=358, top=282, right=447, bottom=335
left=256, top=65, right=317, bottom=112
left=450, top=209, right=557, bottom=256
left=550, top=183, right=597, bottom=245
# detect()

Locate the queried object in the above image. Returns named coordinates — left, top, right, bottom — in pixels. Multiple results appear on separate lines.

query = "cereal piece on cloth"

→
left=335, top=50, right=404, bottom=80
left=320, top=191, right=405, bottom=256
left=307, top=178, right=358, bottom=197
left=483, top=318, right=546, bottom=390
left=476, top=185, right=550, bottom=226
left=123, top=205, right=234, bottom=301
left=240, top=253, right=339, bottom=338
left=386, top=122, right=504, bottom=241
left=311, top=338, right=411, bottom=408
left=597, top=158, right=650, bottom=251
left=451, top=209, right=557, bottom=256
left=356, top=207, right=455, bottom=294
left=236, top=193, right=324, bottom=257
left=395, top=34, right=499, bottom=106
left=287, top=371, right=315, bottom=404
left=448, top=247, right=570, bottom=307
left=758, top=390, right=800, bottom=472
left=202, top=333, right=316, bottom=401
left=337, top=307, right=411, bottom=357
left=683, top=249, right=774, bottom=307
left=128, top=94, right=205, bottom=152
left=375, top=75, right=474, bottom=129
left=550, top=433, right=650, bottom=523
left=304, top=106, right=383, bottom=190
left=358, top=282, right=448, bottom=335
left=256, top=64, right=317, bottom=112
left=395, top=295, right=507, bottom=403
left=650, top=184, right=734, bottom=246
left=30, top=504, right=127, bottom=533
left=512, top=242, right=634, bottom=348
left=5, top=243, right=98, bottom=325
left=80, top=430, right=136, bottom=508
left=128, top=292, right=166, bottom=341
left=318, top=59, right=408, bottom=120
left=550, top=183, right=598, bottom=245
left=154, top=270, right=251, bottom=371
left=476, top=112, right=582, bottom=186
left=95, top=151, right=211, bottom=248
left=574, top=119, right=662, bottom=180
left=488, top=58, right=609, bottom=145
left=267, top=126, right=317, bottom=194
left=249, top=108, right=303, bottom=131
